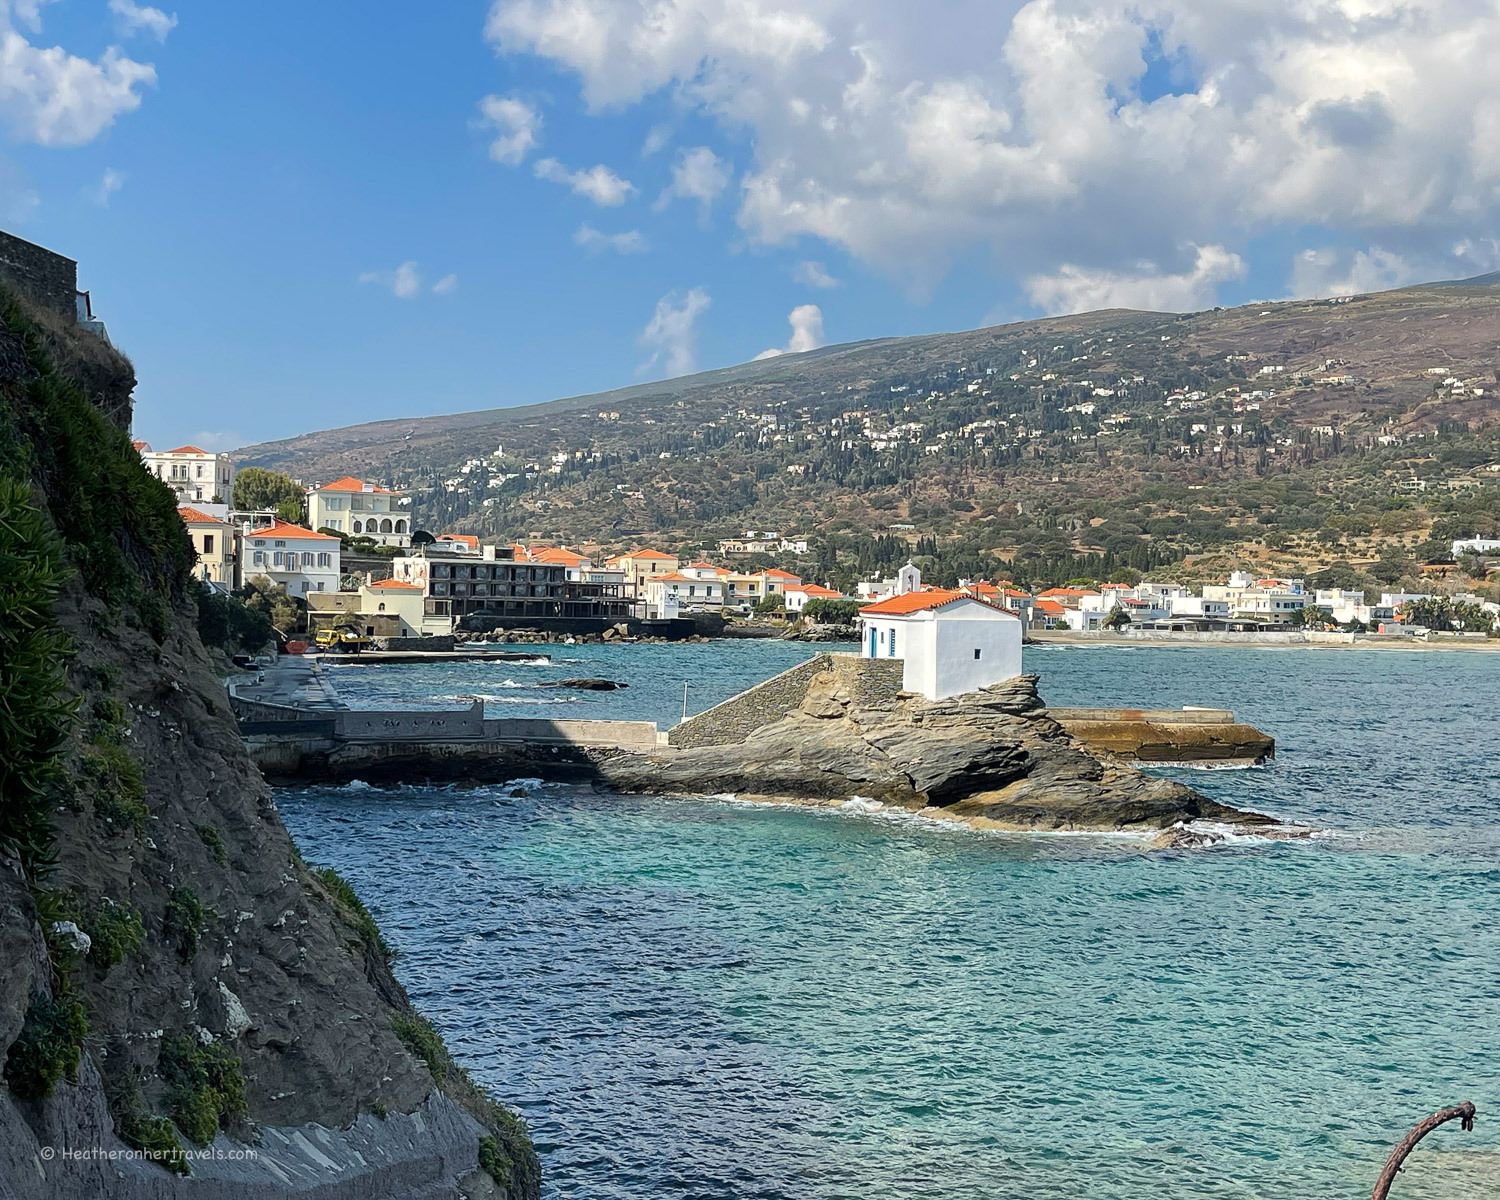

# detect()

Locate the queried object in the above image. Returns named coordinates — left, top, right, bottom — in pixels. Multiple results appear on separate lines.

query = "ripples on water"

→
left=281, top=644, right=1500, bottom=1199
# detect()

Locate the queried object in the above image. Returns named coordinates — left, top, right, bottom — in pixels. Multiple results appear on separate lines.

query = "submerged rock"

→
left=538, top=677, right=628, bottom=690
left=595, top=673, right=1278, bottom=834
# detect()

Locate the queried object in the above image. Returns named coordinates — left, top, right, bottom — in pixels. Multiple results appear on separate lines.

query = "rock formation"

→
left=0, top=287, right=539, bottom=1198
left=596, top=671, right=1277, bottom=833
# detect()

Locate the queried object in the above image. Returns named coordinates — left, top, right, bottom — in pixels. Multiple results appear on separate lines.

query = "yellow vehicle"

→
left=314, top=627, right=371, bottom=653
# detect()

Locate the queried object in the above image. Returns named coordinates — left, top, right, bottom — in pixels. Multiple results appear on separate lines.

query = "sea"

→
left=280, top=641, right=1500, bottom=1199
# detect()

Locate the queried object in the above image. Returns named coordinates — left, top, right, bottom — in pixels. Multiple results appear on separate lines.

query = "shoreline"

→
left=1027, top=632, right=1500, bottom=651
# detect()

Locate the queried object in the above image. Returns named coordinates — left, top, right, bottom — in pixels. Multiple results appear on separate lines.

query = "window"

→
left=352, top=520, right=362, bottom=533
left=196, top=465, right=204, bottom=478
left=317, top=553, right=330, bottom=567
left=274, top=540, right=286, bottom=548
left=377, top=602, right=386, bottom=612
left=889, top=629, right=897, bottom=657
left=202, top=534, right=214, bottom=554
left=974, top=648, right=982, bottom=660
left=302, top=552, right=314, bottom=567
left=253, top=551, right=265, bottom=567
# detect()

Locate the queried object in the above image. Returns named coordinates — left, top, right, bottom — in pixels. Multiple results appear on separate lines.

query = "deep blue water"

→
left=281, top=644, right=1500, bottom=1199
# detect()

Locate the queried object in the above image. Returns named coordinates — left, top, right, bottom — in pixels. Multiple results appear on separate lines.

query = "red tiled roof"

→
left=243, top=520, right=339, bottom=541
left=795, top=584, right=843, bottom=599
left=132, top=440, right=150, bottom=452
left=530, top=546, right=587, bottom=565
left=438, top=534, right=481, bottom=549
left=177, top=506, right=227, bottom=525
left=166, top=444, right=208, bottom=455
left=311, top=476, right=392, bottom=493
left=624, top=548, right=676, bottom=560
left=652, top=573, right=702, bottom=583
left=366, top=579, right=420, bottom=589
left=1035, top=599, right=1067, bottom=615
left=860, top=588, right=974, bottom=616
left=687, top=561, right=719, bottom=570
left=764, top=568, right=801, bottom=579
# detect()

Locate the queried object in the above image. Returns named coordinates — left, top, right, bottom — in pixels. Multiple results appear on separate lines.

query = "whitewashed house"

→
left=858, top=587, right=1023, bottom=701
left=238, top=521, right=340, bottom=596
left=139, top=443, right=236, bottom=505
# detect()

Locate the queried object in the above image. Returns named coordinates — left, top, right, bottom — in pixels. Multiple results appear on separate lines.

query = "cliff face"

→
left=0, top=289, right=539, bottom=1198
left=599, top=668, right=1275, bottom=833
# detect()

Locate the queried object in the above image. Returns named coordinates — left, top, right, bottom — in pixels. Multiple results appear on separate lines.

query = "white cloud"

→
left=574, top=223, right=647, bottom=254
left=655, top=145, right=730, bottom=215
left=487, top=0, right=1500, bottom=300
left=793, top=260, right=840, bottom=289
left=10, top=1, right=58, bottom=33
left=639, top=286, right=710, bottom=378
left=108, top=0, right=176, bottom=42
left=534, top=156, right=635, bottom=205
left=477, top=94, right=541, bottom=165
left=359, top=260, right=424, bottom=299
left=641, top=122, right=672, bottom=156
left=0, top=16, right=157, bottom=146
left=431, top=273, right=459, bottom=294
left=187, top=430, right=244, bottom=453
left=1025, top=245, right=1247, bottom=315
left=90, top=165, right=125, bottom=205
left=755, top=303, right=825, bottom=359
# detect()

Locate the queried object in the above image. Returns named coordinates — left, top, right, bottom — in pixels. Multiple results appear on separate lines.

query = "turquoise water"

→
left=281, top=644, right=1500, bottom=1198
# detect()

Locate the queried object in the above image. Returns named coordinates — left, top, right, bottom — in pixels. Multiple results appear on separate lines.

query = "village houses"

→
left=306, top=477, right=411, bottom=547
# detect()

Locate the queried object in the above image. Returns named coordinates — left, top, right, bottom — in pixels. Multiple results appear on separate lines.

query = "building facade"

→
left=178, top=505, right=235, bottom=587
left=140, top=444, right=236, bottom=505
left=858, top=589, right=1023, bottom=701
left=238, top=521, right=341, bottom=595
left=306, top=477, right=411, bottom=547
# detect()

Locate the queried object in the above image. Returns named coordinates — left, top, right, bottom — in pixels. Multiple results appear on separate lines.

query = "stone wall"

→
left=669, top=654, right=832, bottom=747
left=483, top=717, right=660, bottom=748
left=828, top=654, right=904, bottom=709
left=378, top=634, right=455, bottom=652
left=335, top=701, right=485, bottom=742
left=0, top=229, right=77, bottom=317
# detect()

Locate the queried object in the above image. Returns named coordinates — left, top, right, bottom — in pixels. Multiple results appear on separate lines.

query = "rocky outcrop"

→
left=0, top=286, right=539, bottom=1199
left=596, top=672, right=1278, bottom=833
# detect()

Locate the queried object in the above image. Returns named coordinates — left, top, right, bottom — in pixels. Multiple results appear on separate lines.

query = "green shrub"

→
left=90, top=696, right=130, bottom=744
left=0, top=475, right=76, bottom=879
left=159, top=1034, right=247, bottom=1147
left=391, top=1012, right=450, bottom=1084
left=197, top=824, right=227, bottom=866
left=77, top=896, right=146, bottom=970
left=802, top=597, right=861, bottom=624
left=163, top=888, right=208, bottom=961
left=116, top=1107, right=190, bottom=1175
left=316, top=866, right=397, bottom=963
left=80, top=743, right=148, bottom=832
left=2, top=995, right=88, bottom=1099
left=192, top=579, right=274, bottom=656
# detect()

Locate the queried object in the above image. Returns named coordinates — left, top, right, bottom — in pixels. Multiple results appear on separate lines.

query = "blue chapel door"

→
left=870, top=627, right=877, bottom=656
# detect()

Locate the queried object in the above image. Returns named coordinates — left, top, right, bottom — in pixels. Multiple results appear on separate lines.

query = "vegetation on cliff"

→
left=0, top=286, right=539, bottom=1196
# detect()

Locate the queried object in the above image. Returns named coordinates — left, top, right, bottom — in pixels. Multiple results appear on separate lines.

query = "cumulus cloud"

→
left=1026, top=245, right=1247, bottom=315
left=90, top=166, right=125, bottom=205
left=477, top=94, right=541, bottom=165
left=639, top=287, right=710, bottom=378
left=486, top=0, right=1500, bottom=299
left=534, top=156, right=635, bottom=205
left=108, top=0, right=176, bottom=42
left=755, top=303, right=825, bottom=359
left=359, top=261, right=424, bottom=299
left=574, top=223, right=647, bottom=254
left=431, top=273, right=459, bottom=294
left=186, top=430, right=244, bottom=453
left=793, top=260, right=840, bottom=289
left=655, top=145, right=730, bottom=215
left=0, top=11, right=157, bottom=146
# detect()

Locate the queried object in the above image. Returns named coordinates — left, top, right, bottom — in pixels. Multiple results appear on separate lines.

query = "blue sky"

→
left=3, top=1, right=1497, bottom=450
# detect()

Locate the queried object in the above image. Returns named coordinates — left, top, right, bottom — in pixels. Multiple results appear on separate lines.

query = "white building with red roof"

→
left=858, top=567, right=1022, bottom=700
left=306, top=476, right=410, bottom=548
left=139, top=443, right=236, bottom=505
left=783, top=583, right=845, bottom=613
left=238, top=520, right=341, bottom=596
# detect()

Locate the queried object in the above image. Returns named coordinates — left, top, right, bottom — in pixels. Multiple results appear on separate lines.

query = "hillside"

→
left=238, top=277, right=1500, bottom=588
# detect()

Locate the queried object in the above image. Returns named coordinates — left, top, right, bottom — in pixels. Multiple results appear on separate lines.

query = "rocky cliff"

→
left=0, top=287, right=539, bottom=1198
left=597, top=669, right=1278, bottom=834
